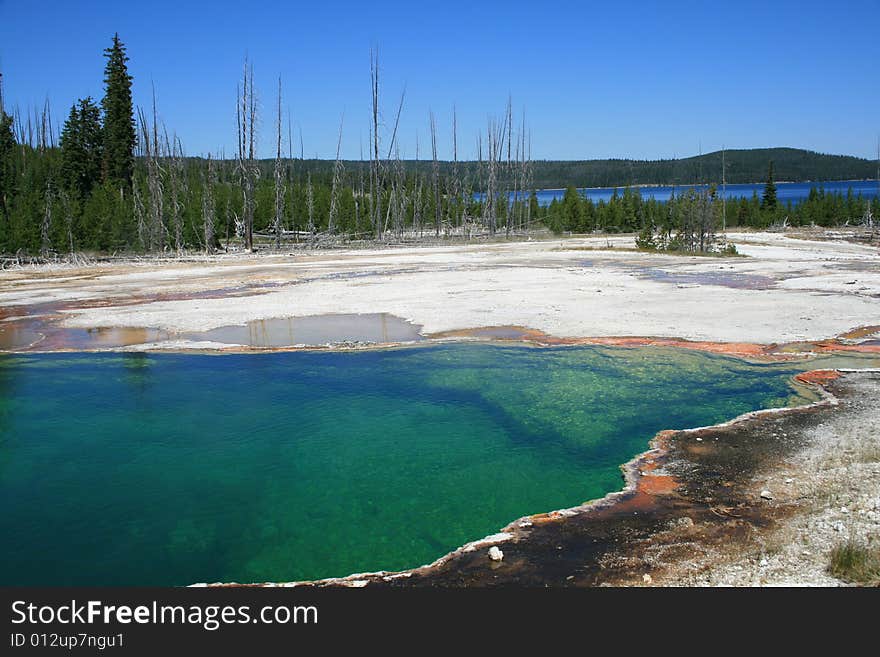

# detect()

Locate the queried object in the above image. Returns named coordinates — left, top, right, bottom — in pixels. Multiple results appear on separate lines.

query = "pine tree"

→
left=61, top=97, right=103, bottom=198
left=0, top=72, right=15, bottom=226
left=761, top=160, right=777, bottom=210
left=101, top=33, right=135, bottom=187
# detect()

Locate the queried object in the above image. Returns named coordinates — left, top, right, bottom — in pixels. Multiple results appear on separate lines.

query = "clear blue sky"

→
left=1, top=0, right=878, bottom=161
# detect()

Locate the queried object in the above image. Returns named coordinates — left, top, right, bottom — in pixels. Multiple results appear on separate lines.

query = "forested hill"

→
left=277, top=147, right=878, bottom=189
left=525, top=148, right=879, bottom=188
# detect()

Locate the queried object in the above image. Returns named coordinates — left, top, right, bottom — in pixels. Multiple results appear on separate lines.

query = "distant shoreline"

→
left=535, top=178, right=880, bottom=193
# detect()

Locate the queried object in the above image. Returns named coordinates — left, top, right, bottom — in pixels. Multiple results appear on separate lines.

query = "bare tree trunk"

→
left=138, top=95, right=165, bottom=253
left=306, top=172, right=315, bottom=245
left=273, top=77, right=285, bottom=249
left=430, top=110, right=440, bottom=237
left=236, top=58, right=258, bottom=252
left=505, top=97, right=513, bottom=236
left=286, top=110, right=295, bottom=240
left=166, top=132, right=185, bottom=255
left=328, top=114, right=345, bottom=235
left=370, top=49, right=382, bottom=240
left=41, top=177, right=53, bottom=256
left=203, top=154, right=216, bottom=254
left=721, top=146, right=726, bottom=233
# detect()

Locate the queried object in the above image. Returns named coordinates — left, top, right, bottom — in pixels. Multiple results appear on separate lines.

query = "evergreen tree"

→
left=0, top=73, right=15, bottom=227
left=561, top=185, right=583, bottom=231
left=761, top=160, right=777, bottom=210
left=61, top=97, right=103, bottom=198
left=0, top=106, right=14, bottom=225
left=101, top=33, right=135, bottom=187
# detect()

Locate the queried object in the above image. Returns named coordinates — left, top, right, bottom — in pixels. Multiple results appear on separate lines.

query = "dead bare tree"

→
left=721, top=145, right=727, bottom=233
left=390, top=143, right=405, bottom=239
left=327, top=113, right=345, bottom=235
left=484, top=119, right=500, bottom=235
left=40, top=177, right=53, bottom=256
left=137, top=90, right=165, bottom=252
left=370, top=49, right=381, bottom=240
left=166, top=131, right=186, bottom=255
left=430, top=110, right=441, bottom=237
left=236, top=58, right=258, bottom=251
left=273, top=77, right=285, bottom=249
left=306, top=172, right=315, bottom=242
left=505, top=97, right=513, bottom=236
left=202, top=154, right=216, bottom=253
left=286, top=110, right=295, bottom=239
left=451, top=106, right=464, bottom=234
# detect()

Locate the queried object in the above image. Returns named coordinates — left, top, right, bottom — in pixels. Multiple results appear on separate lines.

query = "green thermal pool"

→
left=0, top=344, right=814, bottom=585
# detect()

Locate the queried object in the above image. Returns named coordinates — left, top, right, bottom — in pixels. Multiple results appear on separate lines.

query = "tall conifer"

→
left=761, top=160, right=777, bottom=210
left=0, top=72, right=15, bottom=225
left=61, top=97, right=103, bottom=198
left=101, top=33, right=135, bottom=187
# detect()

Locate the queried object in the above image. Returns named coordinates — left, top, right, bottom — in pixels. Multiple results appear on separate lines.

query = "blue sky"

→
left=1, top=0, right=878, bottom=161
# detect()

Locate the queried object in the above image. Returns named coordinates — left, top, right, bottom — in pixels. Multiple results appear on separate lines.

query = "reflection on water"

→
left=190, top=313, right=424, bottom=347
left=53, top=327, right=171, bottom=349
left=0, top=313, right=423, bottom=351
left=636, top=268, right=776, bottom=290
left=0, top=325, right=42, bottom=350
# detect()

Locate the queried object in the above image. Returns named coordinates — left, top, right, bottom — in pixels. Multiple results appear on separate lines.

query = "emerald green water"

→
left=0, top=344, right=810, bottom=586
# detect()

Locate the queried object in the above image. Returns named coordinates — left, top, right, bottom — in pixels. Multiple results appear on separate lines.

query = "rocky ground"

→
left=669, top=372, right=880, bottom=586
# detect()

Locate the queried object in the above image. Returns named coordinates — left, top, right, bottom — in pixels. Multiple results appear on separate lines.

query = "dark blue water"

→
left=530, top=179, right=880, bottom=207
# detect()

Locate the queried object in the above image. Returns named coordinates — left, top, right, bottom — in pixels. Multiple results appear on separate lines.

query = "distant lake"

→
left=528, top=179, right=880, bottom=206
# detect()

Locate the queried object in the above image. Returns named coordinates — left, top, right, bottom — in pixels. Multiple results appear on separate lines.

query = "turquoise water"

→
left=0, top=344, right=809, bottom=586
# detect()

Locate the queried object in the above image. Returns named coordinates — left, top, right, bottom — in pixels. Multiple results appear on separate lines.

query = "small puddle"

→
left=45, top=327, right=173, bottom=350
left=638, top=268, right=776, bottom=290
left=0, top=325, right=43, bottom=349
left=0, top=312, right=422, bottom=351
left=188, top=313, right=423, bottom=347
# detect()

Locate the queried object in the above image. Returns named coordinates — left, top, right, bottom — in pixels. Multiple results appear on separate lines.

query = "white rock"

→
left=760, top=490, right=773, bottom=500
left=488, top=546, right=504, bottom=562
left=784, top=478, right=794, bottom=484
left=642, top=573, right=653, bottom=584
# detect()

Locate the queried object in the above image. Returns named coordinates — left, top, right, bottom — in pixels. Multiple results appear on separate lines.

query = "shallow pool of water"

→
left=0, top=344, right=811, bottom=585
left=189, top=313, right=423, bottom=347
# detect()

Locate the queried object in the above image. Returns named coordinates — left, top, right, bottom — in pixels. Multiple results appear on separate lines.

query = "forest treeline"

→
left=0, top=35, right=877, bottom=257
left=223, top=148, right=877, bottom=189
left=221, top=146, right=880, bottom=191
left=543, top=165, right=877, bottom=254
left=525, top=147, right=878, bottom=189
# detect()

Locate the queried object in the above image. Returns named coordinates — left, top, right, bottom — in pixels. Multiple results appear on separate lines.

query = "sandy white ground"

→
left=1, top=231, right=878, bottom=345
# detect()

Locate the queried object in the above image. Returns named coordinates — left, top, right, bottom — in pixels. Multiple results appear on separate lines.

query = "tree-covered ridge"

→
left=508, top=148, right=878, bottom=189
left=244, top=146, right=878, bottom=192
